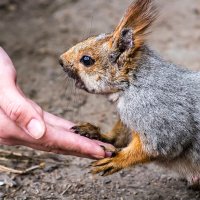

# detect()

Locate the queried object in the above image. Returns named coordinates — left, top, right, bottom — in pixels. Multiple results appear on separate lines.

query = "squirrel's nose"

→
left=59, top=58, right=64, bottom=67
left=59, top=55, right=73, bottom=69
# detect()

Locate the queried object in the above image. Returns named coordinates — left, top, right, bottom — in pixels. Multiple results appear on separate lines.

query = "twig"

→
left=0, top=149, right=23, bottom=156
left=0, top=162, right=45, bottom=174
left=0, top=149, right=70, bottom=166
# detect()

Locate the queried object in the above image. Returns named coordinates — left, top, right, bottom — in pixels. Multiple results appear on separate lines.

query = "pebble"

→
left=104, top=179, right=112, bottom=184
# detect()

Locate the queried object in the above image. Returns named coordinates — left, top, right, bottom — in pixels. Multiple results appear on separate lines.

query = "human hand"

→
left=0, top=110, right=110, bottom=159
left=0, top=47, right=112, bottom=159
left=0, top=47, right=46, bottom=139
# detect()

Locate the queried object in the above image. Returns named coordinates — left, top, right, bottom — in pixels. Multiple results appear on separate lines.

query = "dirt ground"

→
left=0, top=0, right=200, bottom=199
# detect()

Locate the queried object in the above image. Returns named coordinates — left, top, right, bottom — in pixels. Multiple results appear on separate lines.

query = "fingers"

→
left=0, top=103, right=111, bottom=159
left=43, top=111, right=74, bottom=130
left=43, top=112, right=115, bottom=158
left=45, top=125, right=106, bottom=159
left=0, top=107, right=110, bottom=159
left=43, top=113, right=114, bottom=158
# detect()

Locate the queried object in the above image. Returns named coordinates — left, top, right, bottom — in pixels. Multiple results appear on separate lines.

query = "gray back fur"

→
left=118, top=46, right=200, bottom=165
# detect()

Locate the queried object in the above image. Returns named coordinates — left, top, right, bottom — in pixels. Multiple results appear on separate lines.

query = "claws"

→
left=91, top=159, right=121, bottom=176
left=71, top=126, right=80, bottom=134
left=91, top=152, right=122, bottom=176
left=92, top=158, right=110, bottom=167
left=71, top=123, right=101, bottom=140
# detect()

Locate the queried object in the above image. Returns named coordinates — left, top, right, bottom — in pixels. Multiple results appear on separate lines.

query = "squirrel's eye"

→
left=80, top=55, right=95, bottom=67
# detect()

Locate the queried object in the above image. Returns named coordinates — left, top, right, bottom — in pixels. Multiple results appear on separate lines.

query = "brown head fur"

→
left=59, top=0, right=157, bottom=95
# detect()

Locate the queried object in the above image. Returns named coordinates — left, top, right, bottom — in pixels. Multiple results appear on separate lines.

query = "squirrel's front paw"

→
left=71, top=122, right=102, bottom=140
left=92, top=150, right=125, bottom=176
left=72, top=122, right=117, bottom=154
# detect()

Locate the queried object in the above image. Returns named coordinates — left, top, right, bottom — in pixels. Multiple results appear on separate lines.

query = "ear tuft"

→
left=112, top=0, right=157, bottom=49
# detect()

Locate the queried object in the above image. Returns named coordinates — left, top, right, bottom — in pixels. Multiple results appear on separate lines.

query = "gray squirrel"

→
left=59, top=0, right=200, bottom=188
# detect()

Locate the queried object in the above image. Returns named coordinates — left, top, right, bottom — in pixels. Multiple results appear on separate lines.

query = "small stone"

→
left=44, top=164, right=58, bottom=173
left=104, top=179, right=111, bottom=184
left=0, top=180, right=5, bottom=186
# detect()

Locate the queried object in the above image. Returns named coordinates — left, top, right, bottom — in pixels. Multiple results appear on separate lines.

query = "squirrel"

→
left=59, top=0, right=200, bottom=188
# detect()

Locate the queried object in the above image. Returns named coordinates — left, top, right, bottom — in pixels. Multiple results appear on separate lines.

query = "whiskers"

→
left=58, top=70, right=87, bottom=120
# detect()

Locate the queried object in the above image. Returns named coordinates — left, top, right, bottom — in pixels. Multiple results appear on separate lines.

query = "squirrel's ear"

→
left=118, top=28, right=134, bottom=51
left=108, top=28, right=134, bottom=64
left=111, top=0, right=157, bottom=50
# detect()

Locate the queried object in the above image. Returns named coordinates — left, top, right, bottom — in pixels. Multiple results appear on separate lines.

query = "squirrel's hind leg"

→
left=92, top=132, right=152, bottom=176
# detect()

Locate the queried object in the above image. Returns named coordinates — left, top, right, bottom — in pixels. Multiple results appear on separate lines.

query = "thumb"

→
left=0, top=89, right=46, bottom=139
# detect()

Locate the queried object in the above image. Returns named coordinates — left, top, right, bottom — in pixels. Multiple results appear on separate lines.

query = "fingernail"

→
left=92, top=147, right=106, bottom=159
left=105, top=151, right=113, bottom=157
left=99, top=145, right=114, bottom=157
left=27, top=119, right=45, bottom=139
left=93, top=151, right=112, bottom=159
